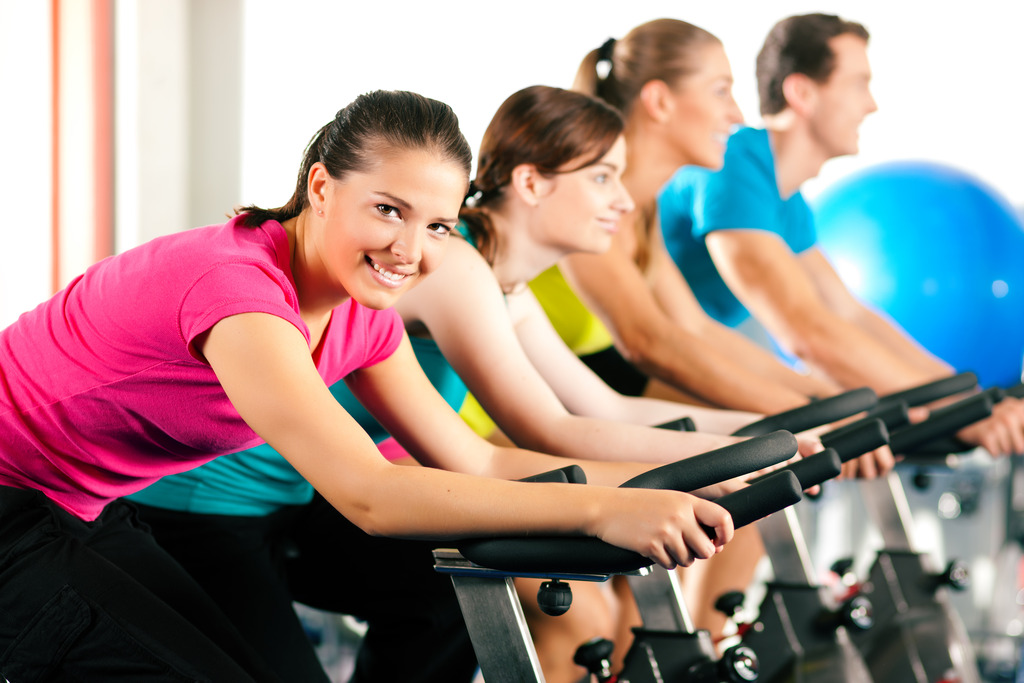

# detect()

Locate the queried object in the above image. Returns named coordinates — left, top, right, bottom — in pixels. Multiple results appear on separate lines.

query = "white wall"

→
left=116, top=0, right=242, bottom=250
left=239, top=0, right=1024, bottom=208
left=0, top=0, right=52, bottom=327
left=3, top=0, right=1023, bottom=328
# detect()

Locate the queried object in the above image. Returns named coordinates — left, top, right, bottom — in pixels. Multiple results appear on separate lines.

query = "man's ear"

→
left=637, top=79, right=674, bottom=124
left=510, top=163, right=554, bottom=206
left=781, top=73, right=818, bottom=117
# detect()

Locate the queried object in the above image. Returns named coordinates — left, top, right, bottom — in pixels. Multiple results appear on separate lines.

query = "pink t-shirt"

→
left=0, top=217, right=403, bottom=520
left=377, top=436, right=414, bottom=462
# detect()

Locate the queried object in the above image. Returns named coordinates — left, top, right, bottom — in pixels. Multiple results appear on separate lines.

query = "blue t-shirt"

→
left=127, top=334, right=468, bottom=516
left=659, top=127, right=817, bottom=327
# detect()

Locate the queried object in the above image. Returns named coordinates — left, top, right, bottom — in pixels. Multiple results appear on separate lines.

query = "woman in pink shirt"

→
left=0, top=89, right=736, bottom=681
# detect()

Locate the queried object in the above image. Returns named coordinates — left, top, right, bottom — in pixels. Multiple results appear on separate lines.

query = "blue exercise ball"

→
left=813, top=160, right=1024, bottom=389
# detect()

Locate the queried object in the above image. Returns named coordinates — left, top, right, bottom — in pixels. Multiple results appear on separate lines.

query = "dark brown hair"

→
left=757, top=14, right=870, bottom=116
left=460, top=85, right=624, bottom=266
left=237, top=90, right=472, bottom=226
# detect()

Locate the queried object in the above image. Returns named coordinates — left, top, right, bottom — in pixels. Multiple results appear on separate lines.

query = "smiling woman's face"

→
left=313, top=147, right=467, bottom=310
left=664, top=41, right=744, bottom=170
left=532, top=135, right=634, bottom=257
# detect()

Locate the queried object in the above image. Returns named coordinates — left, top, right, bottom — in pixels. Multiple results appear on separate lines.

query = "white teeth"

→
left=371, top=261, right=407, bottom=281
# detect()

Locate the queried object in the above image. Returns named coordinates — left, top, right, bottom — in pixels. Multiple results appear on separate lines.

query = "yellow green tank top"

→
left=528, top=264, right=615, bottom=355
left=459, top=264, right=615, bottom=439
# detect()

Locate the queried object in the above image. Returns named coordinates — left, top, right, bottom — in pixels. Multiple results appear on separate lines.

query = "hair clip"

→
left=463, top=183, right=484, bottom=208
left=596, top=37, right=616, bottom=80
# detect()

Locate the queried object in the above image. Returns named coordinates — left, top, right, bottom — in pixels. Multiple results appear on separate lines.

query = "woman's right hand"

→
left=587, top=488, right=733, bottom=569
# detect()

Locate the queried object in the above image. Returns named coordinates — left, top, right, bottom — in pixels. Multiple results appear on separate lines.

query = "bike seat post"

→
left=627, top=565, right=694, bottom=632
left=627, top=566, right=719, bottom=659
left=859, top=471, right=917, bottom=552
left=759, top=505, right=818, bottom=584
left=433, top=548, right=631, bottom=683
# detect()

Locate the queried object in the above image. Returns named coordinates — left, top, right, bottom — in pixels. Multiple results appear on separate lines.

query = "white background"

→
left=3, top=0, right=1023, bottom=327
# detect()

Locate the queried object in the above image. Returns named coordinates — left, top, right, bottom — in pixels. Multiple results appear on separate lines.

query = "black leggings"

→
left=134, top=494, right=478, bottom=683
left=0, top=485, right=280, bottom=682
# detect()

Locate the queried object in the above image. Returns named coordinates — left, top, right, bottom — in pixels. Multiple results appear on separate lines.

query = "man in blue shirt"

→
left=660, top=13, right=1024, bottom=457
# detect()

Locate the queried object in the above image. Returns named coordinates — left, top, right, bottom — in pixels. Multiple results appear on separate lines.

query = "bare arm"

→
left=647, top=239, right=840, bottom=399
left=559, top=232, right=813, bottom=414
left=200, top=311, right=732, bottom=566
left=803, top=253, right=1024, bottom=456
left=508, top=287, right=761, bottom=435
left=798, top=248, right=952, bottom=377
left=707, top=232, right=1024, bottom=458
left=396, top=239, right=752, bottom=458
left=706, top=231, right=949, bottom=393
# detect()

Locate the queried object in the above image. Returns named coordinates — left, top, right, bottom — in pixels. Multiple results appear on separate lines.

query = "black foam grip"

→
left=458, top=536, right=650, bottom=574
left=899, top=436, right=971, bottom=457
left=519, top=469, right=567, bottom=484
left=820, top=418, right=890, bottom=463
left=456, top=470, right=803, bottom=575
left=1005, top=383, right=1024, bottom=400
left=983, top=386, right=1007, bottom=404
left=878, top=372, right=978, bottom=408
left=750, top=448, right=841, bottom=490
left=620, top=430, right=797, bottom=492
left=732, top=387, right=877, bottom=437
left=863, top=402, right=911, bottom=430
left=720, top=470, right=803, bottom=528
left=654, top=417, right=697, bottom=432
left=889, top=393, right=993, bottom=455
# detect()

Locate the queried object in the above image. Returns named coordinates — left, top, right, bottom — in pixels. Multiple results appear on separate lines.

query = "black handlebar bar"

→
left=889, top=393, right=994, bottom=456
left=750, top=447, right=842, bottom=490
left=458, top=470, right=803, bottom=575
left=655, top=417, right=697, bottom=432
left=519, top=465, right=588, bottom=485
left=877, top=372, right=978, bottom=409
left=620, top=430, right=797, bottom=493
left=863, top=401, right=911, bottom=431
left=819, top=418, right=890, bottom=463
left=732, top=387, right=878, bottom=437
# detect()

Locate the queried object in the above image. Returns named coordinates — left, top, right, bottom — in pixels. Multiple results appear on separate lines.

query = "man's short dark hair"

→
left=757, top=13, right=870, bottom=116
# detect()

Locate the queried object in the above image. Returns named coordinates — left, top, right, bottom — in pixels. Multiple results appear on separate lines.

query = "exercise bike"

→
left=710, top=391, right=891, bottom=683
left=720, top=374, right=994, bottom=683
left=434, top=431, right=807, bottom=683
left=571, top=389, right=893, bottom=682
left=838, top=375, right=998, bottom=683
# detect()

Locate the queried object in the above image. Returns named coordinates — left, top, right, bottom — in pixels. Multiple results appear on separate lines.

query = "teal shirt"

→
left=128, top=335, right=469, bottom=516
left=659, top=127, right=816, bottom=327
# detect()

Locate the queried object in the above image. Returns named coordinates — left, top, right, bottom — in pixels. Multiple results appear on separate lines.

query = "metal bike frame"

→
left=851, top=472, right=981, bottom=683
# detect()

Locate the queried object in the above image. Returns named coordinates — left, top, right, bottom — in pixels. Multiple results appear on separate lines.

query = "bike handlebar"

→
left=889, top=393, right=994, bottom=456
left=732, top=388, right=878, bottom=437
left=877, top=372, right=978, bottom=409
left=750, top=448, right=842, bottom=490
left=457, top=470, right=803, bottom=575
left=620, top=430, right=797, bottom=493
left=820, top=418, right=890, bottom=463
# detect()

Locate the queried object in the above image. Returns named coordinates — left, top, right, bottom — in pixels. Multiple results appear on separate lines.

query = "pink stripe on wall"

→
left=50, top=0, right=60, bottom=293
left=92, top=0, right=114, bottom=262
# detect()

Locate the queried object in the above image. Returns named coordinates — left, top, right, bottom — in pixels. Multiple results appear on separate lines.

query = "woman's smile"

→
left=367, top=255, right=413, bottom=288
